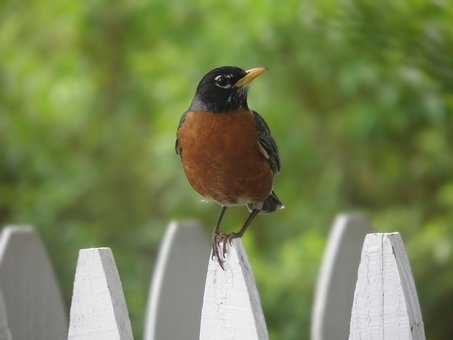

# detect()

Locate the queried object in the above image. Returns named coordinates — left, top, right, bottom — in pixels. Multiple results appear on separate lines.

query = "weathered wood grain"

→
left=349, top=233, right=426, bottom=340
left=311, top=213, right=372, bottom=340
left=199, top=239, right=268, bottom=340
left=0, top=226, right=67, bottom=340
left=68, top=248, right=133, bottom=340
left=144, top=221, right=209, bottom=340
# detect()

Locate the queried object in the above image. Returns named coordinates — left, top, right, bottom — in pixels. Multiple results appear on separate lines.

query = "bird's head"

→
left=190, top=66, right=266, bottom=113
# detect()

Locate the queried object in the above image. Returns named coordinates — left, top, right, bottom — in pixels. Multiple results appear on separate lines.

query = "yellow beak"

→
left=234, top=67, right=267, bottom=88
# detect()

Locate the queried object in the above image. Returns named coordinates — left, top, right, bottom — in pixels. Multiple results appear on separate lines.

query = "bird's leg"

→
left=211, top=206, right=227, bottom=268
left=222, top=209, right=260, bottom=257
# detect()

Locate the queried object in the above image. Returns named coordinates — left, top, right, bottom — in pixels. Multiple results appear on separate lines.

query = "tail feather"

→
left=263, top=191, right=284, bottom=213
left=248, top=191, right=284, bottom=213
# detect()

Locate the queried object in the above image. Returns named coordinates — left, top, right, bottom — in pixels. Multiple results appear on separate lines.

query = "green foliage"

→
left=1, top=0, right=453, bottom=338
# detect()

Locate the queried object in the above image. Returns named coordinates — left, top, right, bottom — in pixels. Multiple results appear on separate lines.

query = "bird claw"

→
left=211, top=232, right=237, bottom=270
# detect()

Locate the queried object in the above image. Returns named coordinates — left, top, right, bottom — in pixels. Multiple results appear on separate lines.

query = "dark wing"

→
left=253, top=110, right=281, bottom=175
left=175, top=111, right=188, bottom=156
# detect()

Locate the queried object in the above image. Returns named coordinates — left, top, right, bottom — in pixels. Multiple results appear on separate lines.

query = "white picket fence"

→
left=0, top=214, right=426, bottom=340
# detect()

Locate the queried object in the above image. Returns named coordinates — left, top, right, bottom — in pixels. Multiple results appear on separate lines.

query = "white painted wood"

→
left=349, top=233, right=426, bottom=340
left=0, top=226, right=67, bottom=340
left=199, top=239, right=268, bottom=340
left=0, top=291, right=12, bottom=340
left=68, top=248, right=133, bottom=340
left=311, top=213, right=372, bottom=340
left=144, top=221, right=209, bottom=340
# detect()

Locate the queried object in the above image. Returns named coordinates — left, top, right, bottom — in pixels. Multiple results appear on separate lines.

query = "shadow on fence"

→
left=0, top=214, right=426, bottom=340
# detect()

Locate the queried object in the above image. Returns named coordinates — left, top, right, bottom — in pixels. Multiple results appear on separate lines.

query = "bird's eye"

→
left=214, top=75, right=231, bottom=89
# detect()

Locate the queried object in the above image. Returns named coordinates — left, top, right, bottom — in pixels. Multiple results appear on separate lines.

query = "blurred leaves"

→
left=1, top=0, right=453, bottom=339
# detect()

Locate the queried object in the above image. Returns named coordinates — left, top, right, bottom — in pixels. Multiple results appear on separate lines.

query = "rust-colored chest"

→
left=177, top=110, right=273, bottom=205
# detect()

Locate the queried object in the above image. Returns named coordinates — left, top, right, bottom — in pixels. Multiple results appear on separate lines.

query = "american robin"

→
left=175, top=66, right=283, bottom=268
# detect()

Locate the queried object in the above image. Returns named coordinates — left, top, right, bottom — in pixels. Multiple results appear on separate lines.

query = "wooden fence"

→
left=0, top=214, right=426, bottom=340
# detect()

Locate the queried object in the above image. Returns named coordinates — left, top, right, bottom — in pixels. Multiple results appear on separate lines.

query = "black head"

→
left=189, top=66, right=266, bottom=113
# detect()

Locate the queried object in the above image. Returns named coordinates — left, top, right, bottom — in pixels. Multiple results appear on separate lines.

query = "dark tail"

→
left=262, top=191, right=284, bottom=213
left=248, top=191, right=284, bottom=214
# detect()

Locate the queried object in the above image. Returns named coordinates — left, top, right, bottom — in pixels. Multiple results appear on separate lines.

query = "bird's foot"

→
left=211, top=232, right=238, bottom=270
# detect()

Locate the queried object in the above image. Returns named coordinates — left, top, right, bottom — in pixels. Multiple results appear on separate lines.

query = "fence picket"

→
left=0, top=218, right=429, bottom=340
left=0, top=226, right=67, bottom=340
left=68, top=248, right=133, bottom=340
left=199, top=239, right=268, bottom=340
left=144, top=221, right=209, bottom=340
left=0, top=291, right=12, bottom=340
left=311, top=214, right=372, bottom=340
left=349, top=233, right=426, bottom=340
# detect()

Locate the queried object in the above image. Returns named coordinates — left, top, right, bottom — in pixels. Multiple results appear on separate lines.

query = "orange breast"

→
left=178, top=110, right=273, bottom=206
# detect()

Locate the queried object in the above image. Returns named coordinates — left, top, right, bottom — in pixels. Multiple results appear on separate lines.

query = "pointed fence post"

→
left=349, top=233, right=426, bottom=340
left=144, top=221, right=209, bottom=340
left=0, top=226, right=67, bottom=340
left=199, top=239, right=268, bottom=340
left=68, top=248, right=133, bottom=340
left=0, top=291, right=12, bottom=340
left=311, top=214, right=372, bottom=340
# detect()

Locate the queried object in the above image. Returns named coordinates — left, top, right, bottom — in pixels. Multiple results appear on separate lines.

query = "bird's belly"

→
left=183, top=152, right=273, bottom=206
left=178, top=110, right=273, bottom=205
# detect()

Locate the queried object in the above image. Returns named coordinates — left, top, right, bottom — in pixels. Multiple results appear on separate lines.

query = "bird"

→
left=175, top=66, right=283, bottom=268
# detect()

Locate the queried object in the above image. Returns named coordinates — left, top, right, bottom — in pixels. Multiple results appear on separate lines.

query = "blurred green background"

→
left=1, top=0, right=453, bottom=339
